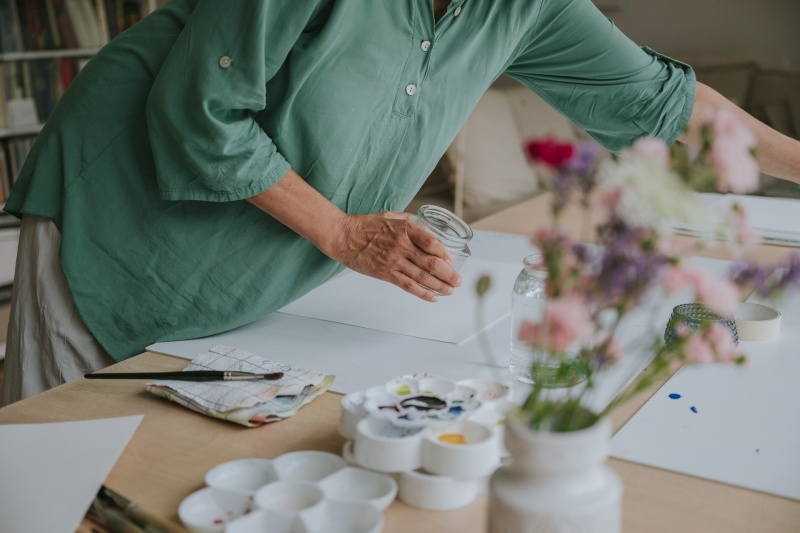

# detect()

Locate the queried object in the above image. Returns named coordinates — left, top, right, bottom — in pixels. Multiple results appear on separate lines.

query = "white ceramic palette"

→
left=178, top=451, right=397, bottom=533
left=340, top=374, right=512, bottom=511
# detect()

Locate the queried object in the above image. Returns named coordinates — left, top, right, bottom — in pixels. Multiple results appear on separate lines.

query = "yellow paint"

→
left=438, top=433, right=467, bottom=445
left=395, top=385, right=412, bottom=396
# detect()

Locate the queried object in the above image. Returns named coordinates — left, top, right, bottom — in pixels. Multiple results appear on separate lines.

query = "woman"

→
left=3, top=0, right=799, bottom=405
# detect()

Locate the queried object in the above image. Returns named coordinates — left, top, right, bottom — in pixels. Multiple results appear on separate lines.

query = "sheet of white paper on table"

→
left=610, top=288, right=800, bottom=501
left=277, top=258, right=521, bottom=344
left=0, top=415, right=143, bottom=533
left=672, top=193, right=800, bottom=245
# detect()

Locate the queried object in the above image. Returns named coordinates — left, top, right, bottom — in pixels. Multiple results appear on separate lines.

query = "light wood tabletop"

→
left=1, top=192, right=799, bottom=533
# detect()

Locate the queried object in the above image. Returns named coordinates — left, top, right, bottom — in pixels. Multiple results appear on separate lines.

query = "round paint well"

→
left=254, top=481, right=324, bottom=514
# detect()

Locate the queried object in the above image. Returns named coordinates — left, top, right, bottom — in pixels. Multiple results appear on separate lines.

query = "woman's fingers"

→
left=409, top=249, right=462, bottom=289
left=390, top=270, right=440, bottom=302
left=399, top=259, right=455, bottom=296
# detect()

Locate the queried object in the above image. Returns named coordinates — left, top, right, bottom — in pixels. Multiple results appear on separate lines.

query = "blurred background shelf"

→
left=0, top=49, right=100, bottom=61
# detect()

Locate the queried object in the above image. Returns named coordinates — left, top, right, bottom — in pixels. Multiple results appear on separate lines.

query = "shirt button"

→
left=219, top=56, right=231, bottom=68
left=421, top=40, right=431, bottom=52
left=406, top=84, right=417, bottom=96
left=454, top=5, right=462, bottom=16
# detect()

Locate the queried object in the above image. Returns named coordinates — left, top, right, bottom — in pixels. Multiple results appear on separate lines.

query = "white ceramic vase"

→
left=487, top=409, right=622, bottom=533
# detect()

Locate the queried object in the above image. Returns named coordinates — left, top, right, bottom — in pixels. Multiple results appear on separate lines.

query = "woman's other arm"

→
left=679, top=82, right=800, bottom=184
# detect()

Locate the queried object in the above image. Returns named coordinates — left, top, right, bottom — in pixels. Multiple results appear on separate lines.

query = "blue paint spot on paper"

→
left=668, top=393, right=682, bottom=399
left=690, top=406, right=698, bottom=413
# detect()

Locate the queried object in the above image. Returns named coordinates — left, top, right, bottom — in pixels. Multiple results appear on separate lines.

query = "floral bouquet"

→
left=485, top=110, right=800, bottom=432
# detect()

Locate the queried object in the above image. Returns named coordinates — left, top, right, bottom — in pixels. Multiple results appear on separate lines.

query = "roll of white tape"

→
left=735, top=303, right=781, bottom=341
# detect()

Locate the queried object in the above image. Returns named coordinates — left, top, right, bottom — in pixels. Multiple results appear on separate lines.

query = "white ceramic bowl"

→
left=178, top=487, right=252, bottom=533
left=421, top=420, right=500, bottom=478
left=254, top=480, right=325, bottom=514
left=340, top=392, right=367, bottom=440
left=271, top=451, right=346, bottom=482
left=224, top=509, right=295, bottom=533
left=342, top=440, right=358, bottom=466
left=416, top=377, right=456, bottom=398
left=319, top=466, right=398, bottom=510
left=315, top=500, right=384, bottom=533
left=397, top=469, right=479, bottom=511
left=204, top=458, right=276, bottom=496
left=354, top=418, right=424, bottom=473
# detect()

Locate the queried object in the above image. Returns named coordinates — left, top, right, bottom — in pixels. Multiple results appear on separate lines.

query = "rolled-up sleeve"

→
left=505, top=0, right=695, bottom=153
left=146, top=0, right=324, bottom=202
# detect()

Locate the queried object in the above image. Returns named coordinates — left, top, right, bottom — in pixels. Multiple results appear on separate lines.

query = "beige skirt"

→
left=2, top=215, right=114, bottom=406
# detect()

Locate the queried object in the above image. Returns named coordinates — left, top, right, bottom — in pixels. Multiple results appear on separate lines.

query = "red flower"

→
left=525, top=138, right=576, bottom=169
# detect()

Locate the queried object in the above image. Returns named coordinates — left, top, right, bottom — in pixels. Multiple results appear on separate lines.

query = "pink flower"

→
left=710, top=142, right=760, bottom=194
left=684, top=335, right=715, bottom=364
left=517, top=320, right=543, bottom=345
left=600, top=185, right=624, bottom=211
left=706, top=108, right=756, bottom=149
left=683, top=323, right=741, bottom=364
left=624, top=137, right=671, bottom=168
left=545, top=294, right=595, bottom=352
left=705, top=323, right=740, bottom=363
left=705, top=108, right=760, bottom=194
left=662, top=265, right=693, bottom=293
left=602, top=337, right=624, bottom=365
left=675, top=323, right=691, bottom=337
left=688, top=269, right=740, bottom=317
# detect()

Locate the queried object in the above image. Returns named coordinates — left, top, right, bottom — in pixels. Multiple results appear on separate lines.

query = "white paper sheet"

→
left=0, top=415, right=144, bottom=533
left=277, top=258, right=521, bottom=344
left=610, top=289, right=800, bottom=500
left=672, top=193, right=800, bottom=246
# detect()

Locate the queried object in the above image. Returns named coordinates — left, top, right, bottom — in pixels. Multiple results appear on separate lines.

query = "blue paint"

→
left=448, top=406, right=464, bottom=414
left=690, top=406, right=698, bottom=413
left=668, top=393, right=682, bottom=399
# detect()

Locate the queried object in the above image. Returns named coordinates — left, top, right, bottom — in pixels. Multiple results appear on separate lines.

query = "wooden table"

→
left=2, top=193, right=799, bottom=533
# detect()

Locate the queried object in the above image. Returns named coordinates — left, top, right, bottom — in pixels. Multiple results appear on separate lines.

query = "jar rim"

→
left=417, top=205, right=473, bottom=245
left=523, top=253, right=547, bottom=276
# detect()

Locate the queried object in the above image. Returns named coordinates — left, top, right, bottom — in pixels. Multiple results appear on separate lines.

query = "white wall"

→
left=606, top=0, right=800, bottom=72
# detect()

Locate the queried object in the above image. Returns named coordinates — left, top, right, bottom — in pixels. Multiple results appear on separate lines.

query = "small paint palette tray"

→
left=178, top=451, right=397, bottom=533
left=340, top=374, right=512, bottom=511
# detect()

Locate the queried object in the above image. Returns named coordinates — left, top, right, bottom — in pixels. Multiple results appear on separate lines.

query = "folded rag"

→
left=146, top=345, right=334, bottom=427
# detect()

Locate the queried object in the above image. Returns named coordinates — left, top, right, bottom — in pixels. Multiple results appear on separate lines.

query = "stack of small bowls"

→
left=340, top=374, right=512, bottom=511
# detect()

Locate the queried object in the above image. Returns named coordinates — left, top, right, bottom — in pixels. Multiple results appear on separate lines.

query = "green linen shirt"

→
left=5, top=0, right=696, bottom=361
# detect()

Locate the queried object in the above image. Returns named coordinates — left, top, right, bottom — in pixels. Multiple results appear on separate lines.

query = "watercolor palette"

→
left=340, top=374, right=512, bottom=511
left=178, top=451, right=396, bottom=533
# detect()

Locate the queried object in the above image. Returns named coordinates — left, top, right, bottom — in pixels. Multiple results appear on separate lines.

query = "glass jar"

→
left=510, top=254, right=586, bottom=388
left=415, top=205, right=473, bottom=273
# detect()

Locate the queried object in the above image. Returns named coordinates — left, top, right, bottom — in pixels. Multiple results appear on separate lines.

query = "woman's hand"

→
left=328, top=212, right=463, bottom=302
left=247, top=169, right=462, bottom=301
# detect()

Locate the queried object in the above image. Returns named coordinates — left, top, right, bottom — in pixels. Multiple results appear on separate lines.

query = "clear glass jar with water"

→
left=414, top=205, right=473, bottom=273
left=510, top=254, right=586, bottom=387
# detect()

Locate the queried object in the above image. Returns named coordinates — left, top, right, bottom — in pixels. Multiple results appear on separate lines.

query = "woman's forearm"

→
left=678, top=82, right=800, bottom=184
left=247, top=168, right=346, bottom=256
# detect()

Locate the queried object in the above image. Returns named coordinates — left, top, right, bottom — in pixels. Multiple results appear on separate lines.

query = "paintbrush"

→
left=98, top=486, right=191, bottom=533
left=88, top=495, right=147, bottom=533
left=85, top=370, right=283, bottom=381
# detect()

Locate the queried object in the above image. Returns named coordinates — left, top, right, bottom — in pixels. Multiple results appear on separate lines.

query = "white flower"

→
left=598, top=157, right=705, bottom=231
